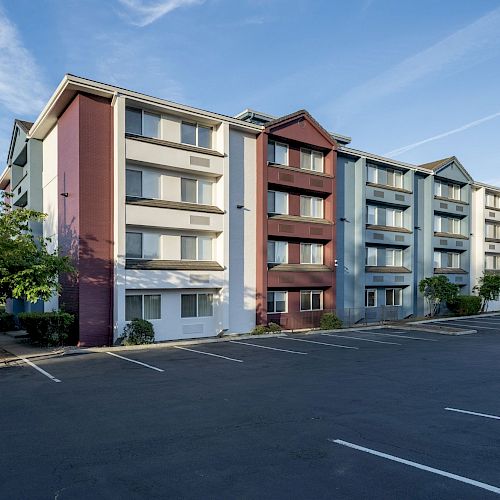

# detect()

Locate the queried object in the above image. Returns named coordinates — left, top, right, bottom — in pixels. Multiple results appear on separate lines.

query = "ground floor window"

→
left=385, top=288, right=402, bottom=306
left=365, top=289, right=377, bottom=307
left=267, top=291, right=287, bottom=313
left=125, top=294, right=161, bottom=321
left=181, top=293, right=214, bottom=318
left=300, top=290, right=323, bottom=311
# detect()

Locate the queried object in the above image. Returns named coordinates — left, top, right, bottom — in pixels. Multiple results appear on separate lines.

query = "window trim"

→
left=300, top=242, right=323, bottom=264
left=365, top=288, right=377, bottom=308
left=268, top=190, right=289, bottom=215
left=300, top=195, right=324, bottom=219
left=180, top=292, right=215, bottom=318
left=268, top=140, right=289, bottom=166
left=126, top=107, right=161, bottom=139
left=300, top=147, right=324, bottom=173
left=300, top=289, right=323, bottom=311
left=125, top=293, right=162, bottom=321
left=267, top=291, right=288, bottom=314
left=180, top=235, right=214, bottom=261
left=180, top=176, right=213, bottom=205
left=385, top=288, right=402, bottom=307
left=181, top=121, right=213, bottom=149
left=267, top=240, right=288, bottom=264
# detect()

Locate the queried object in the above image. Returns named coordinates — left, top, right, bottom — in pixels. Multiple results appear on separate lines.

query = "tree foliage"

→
left=418, top=275, right=459, bottom=317
left=0, top=194, right=74, bottom=303
left=473, top=273, right=500, bottom=312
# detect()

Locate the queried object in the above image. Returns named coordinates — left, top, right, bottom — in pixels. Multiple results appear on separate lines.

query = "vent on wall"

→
left=489, top=244, right=496, bottom=250
left=183, top=324, right=204, bottom=335
left=190, top=215, right=210, bottom=225
left=373, top=276, right=384, bottom=282
left=373, top=233, right=384, bottom=240
left=395, top=194, right=405, bottom=202
left=190, top=156, right=210, bottom=168
left=190, top=274, right=210, bottom=284
left=490, top=212, right=496, bottom=218
left=455, top=277, right=463, bottom=283
left=278, top=224, right=294, bottom=233
left=440, top=202, right=448, bottom=209
left=456, top=206, right=464, bottom=212
left=310, top=227, right=323, bottom=236
left=456, top=241, right=463, bottom=247
left=279, top=172, right=294, bottom=182
left=279, top=275, right=295, bottom=284
left=374, top=190, right=384, bottom=198
left=440, top=239, right=448, bottom=245
left=395, top=235, right=405, bottom=242
left=395, top=276, right=404, bottom=282
left=310, top=178, right=324, bottom=188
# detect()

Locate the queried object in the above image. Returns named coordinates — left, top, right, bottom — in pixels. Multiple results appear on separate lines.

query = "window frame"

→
left=125, top=293, right=162, bottom=321
left=267, top=190, right=289, bottom=215
left=181, top=177, right=213, bottom=205
left=300, top=242, right=323, bottom=264
left=125, top=107, right=161, bottom=138
left=126, top=168, right=143, bottom=198
left=267, top=240, right=288, bottom=264
left=181, top=121, right=213, bottom=149
left=267, top=291, right=288, bottom=313
left=366, top=246, right=378, bottom=266
left=365, top=288, right=377, bottom=308
left=300, top=148, right=324, bottom=173
left=180, top=292, right=214, bottom=318
left=386, top=248, right=403, bottom=267
left=385, top=288, right=402, bottom=307
left=180, top=235, right=214, bottom=261
left=267, top=140, right=289, bottom=165
left=300, top=195, right=324, bottom=219
left=300, top=290, right=323, bottom=311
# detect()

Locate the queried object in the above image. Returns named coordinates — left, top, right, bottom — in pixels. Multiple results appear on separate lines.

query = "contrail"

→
left=385, top=111, right=500, bottom=157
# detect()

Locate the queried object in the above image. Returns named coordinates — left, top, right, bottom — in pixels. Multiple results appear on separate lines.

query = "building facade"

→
left=0, top=74, right=498, bottom=345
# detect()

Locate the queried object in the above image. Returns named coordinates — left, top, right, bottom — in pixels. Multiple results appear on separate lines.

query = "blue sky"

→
left=1, top=0, right=500, bottom=183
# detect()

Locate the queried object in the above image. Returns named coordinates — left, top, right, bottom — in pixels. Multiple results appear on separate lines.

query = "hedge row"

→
left=18, top=312, right=74, bottom=346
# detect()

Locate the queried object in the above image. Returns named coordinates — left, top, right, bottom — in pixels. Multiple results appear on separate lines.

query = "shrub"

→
left=320, top=312, right=343, bottom=330
left=251, top=322, right=282, bottom=335
left=122, top=318, right=155, bottom=345
left=447, top=295, right=482, bottom=316
left=18, top=312, right=74, bottom=346
left=0, top=311, right=15, bottom=332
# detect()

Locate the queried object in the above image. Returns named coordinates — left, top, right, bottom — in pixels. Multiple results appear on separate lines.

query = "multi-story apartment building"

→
left=1, top=73, right=498, bottom=345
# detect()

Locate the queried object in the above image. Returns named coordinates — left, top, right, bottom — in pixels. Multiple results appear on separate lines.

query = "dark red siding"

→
left=58, top=93, right=114, bottom=346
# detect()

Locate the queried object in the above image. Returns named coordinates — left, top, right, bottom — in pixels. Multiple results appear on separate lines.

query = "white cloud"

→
left=335, top=7, right=500, bottom=115
left=117, top=0, right=205, bottom=27
left=384, top=111, right=500, bottom=157
left=0, top=7, right=48, bottom=115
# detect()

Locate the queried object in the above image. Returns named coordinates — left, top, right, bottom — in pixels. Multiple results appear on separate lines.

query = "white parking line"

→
left=444, top=320, right=500, bottom=330
left=174, top=346, right=243, bottom=363
left=330, top=439, right=500, bottom=495
left=229, top=341, right=307, bottom=355
left=105, top=352, right=164, bottom=372
left=19, top=357, right=61, bottom=383
left=321, top=333, right=401, bottom=345
left=445, top=407, right=500, bottom=420
left=361, top=331, right=438, bottom=341
left=282, top=336, right=359, bottom=349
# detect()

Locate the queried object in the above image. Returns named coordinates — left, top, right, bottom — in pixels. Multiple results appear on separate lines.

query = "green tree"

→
left=474, top=273, right=500, bottom=312
left=0, top=194, right=74, bottom=304
left=419, top=275, right=459, bottom=317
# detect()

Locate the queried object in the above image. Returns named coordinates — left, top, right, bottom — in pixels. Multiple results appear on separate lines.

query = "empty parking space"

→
left=322, top=332, right=401, bottom=345
left=445, top=407, right=500, bottom=421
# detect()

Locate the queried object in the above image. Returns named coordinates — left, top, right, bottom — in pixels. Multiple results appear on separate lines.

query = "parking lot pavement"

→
left=2, top=322, right=500, bottom=499
left=424, top=313, right=500, bottom=333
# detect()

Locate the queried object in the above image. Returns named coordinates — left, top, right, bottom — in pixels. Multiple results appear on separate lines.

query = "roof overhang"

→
left=432, top=157, right=474, bottom=183
left=29, top=74, right=263, bottom=140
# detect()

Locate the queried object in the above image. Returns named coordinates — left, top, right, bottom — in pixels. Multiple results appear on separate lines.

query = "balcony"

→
left=268, top=215, right=333, bottom=241
left=365, top=225, right=412, bottom=247
left=125, top=136, right=224, bottom=177
left=433, top=233, right=469, bottom=251
left=364, top=266, right=412, bottom=287
left=267, top=263, right=334, bottom=288
left=366, top=184, right=412, bottom=207
left=267, top=164, right=333, bottom=194
left=125, top=267, right=224, bottom=290
left=126, top=203, right=224, bottom=232
left=433, top=196, right=469, bottom=217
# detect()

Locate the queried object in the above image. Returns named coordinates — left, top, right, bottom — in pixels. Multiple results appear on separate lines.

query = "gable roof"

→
left=16, top=120, right=34, bottom=134
left=419, top=156, right=473, bottom=182
left=264, top=109, right=337, bottom=148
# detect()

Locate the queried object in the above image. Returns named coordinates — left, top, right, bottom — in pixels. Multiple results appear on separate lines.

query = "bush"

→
left=447, top=296, right=482, bottom=316
left=320, top=312, right=343, bottom=330
left=0, top=311, right=15, bottom=332
left=122, top=318, right=155, bottom=345
left=18, top=312, right=74, bottom=346
left=251, top=322, right=282, bottom=335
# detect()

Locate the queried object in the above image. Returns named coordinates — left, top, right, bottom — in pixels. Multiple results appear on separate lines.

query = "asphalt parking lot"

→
left=2, top=315, right=500, bottom=499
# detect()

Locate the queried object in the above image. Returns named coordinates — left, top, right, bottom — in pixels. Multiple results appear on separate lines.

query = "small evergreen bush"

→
left=0, top=312, right=15, bottom=332
left=320, top=312, right=343, bottom=330
left=18, top=312, right=74, bottom=346
left=447, top=296, right=482, bottom=316
left=251, top=322, right=282, bottom=335
left=122, top=318, right=155, bottom=345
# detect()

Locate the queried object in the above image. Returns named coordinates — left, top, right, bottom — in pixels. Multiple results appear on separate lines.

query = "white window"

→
left=126, top=232, right=160, bottom=259
left=300, top=243, right=323, bottom=264
left=486, top=223, right=500, bottom=239
left=181, top=178, right=213, bottom=205
left=365, top=289, right=377, bottom=307
left=367, top=164, right=403, bottom=188
left=125, top=107, right=161, bottom=138
left=181, top=293, right=214, bottom=318
left=485, top=254, right=500, bottom=270
left=267, top=291, right=287, bottom=313
left=434, top=251, right=460, bottom=269
left=434, top=215, right=442, bottom=233
left=126, top=167, right=160, bottom=199
left=268, top=191, right=288, bottom=215
left=300, top=290, right=323, bottom=311
left=181, top=122, right=212, bottom=149
left=366, top=247, right=378, bottom=266
left=435, top=180, right=461, bottom=201
left=386, top=248, right=403, bottom=267
left=367, top=164, right=378, bottom=184
left=267, top=240, right=288, bottom=264
left=435, top=216, right=461, bottom=234
left=450, top=218, right=461, bottom=234
left=125, top=294, right=161, bottom=321
left=486, top=193, right=500, bottom=209
left=267, top=141, right=288, bottom=165
left=300, top=195, right=323, bottom=218
left=385, top=288, right=402, bottom=306
left=300, top=148, right=324, bottom=172
left=387, top=208, right=403, bottom=228
left=181, top=236, right=213, bottom=261
left=386, top=168, right=403, bottom=189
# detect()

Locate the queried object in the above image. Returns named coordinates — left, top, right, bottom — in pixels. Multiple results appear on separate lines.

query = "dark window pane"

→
left=198, top=294, right=213, bottom=317
left=126, top=169, right=142, bottom=197
left=300, top=291, right=311, bottom=311
left=181, top=178, right=197, bottom=203
left=143, top=112, right=160, bottom=138
left=181, top=294, right=197, bottom=317
left=181, top=236, right=196, bottom=260
left=312, top=292, right=322, bottom=310
left=181, top=122, right=196, bottom=145
left=125, top=295, right=142, bottom=321
left=126, top=232, right=142, bottom=258
left=144, top=295, right=161, bottom=320
left=267, top=292, right=275, bottom=313
left=126, top=107, right=142, bottom=135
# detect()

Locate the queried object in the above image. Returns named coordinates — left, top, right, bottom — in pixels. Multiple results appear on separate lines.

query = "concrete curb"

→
left=392, top=325, right=476, bottom=336
left=409, top=312, right=500, bottom=325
